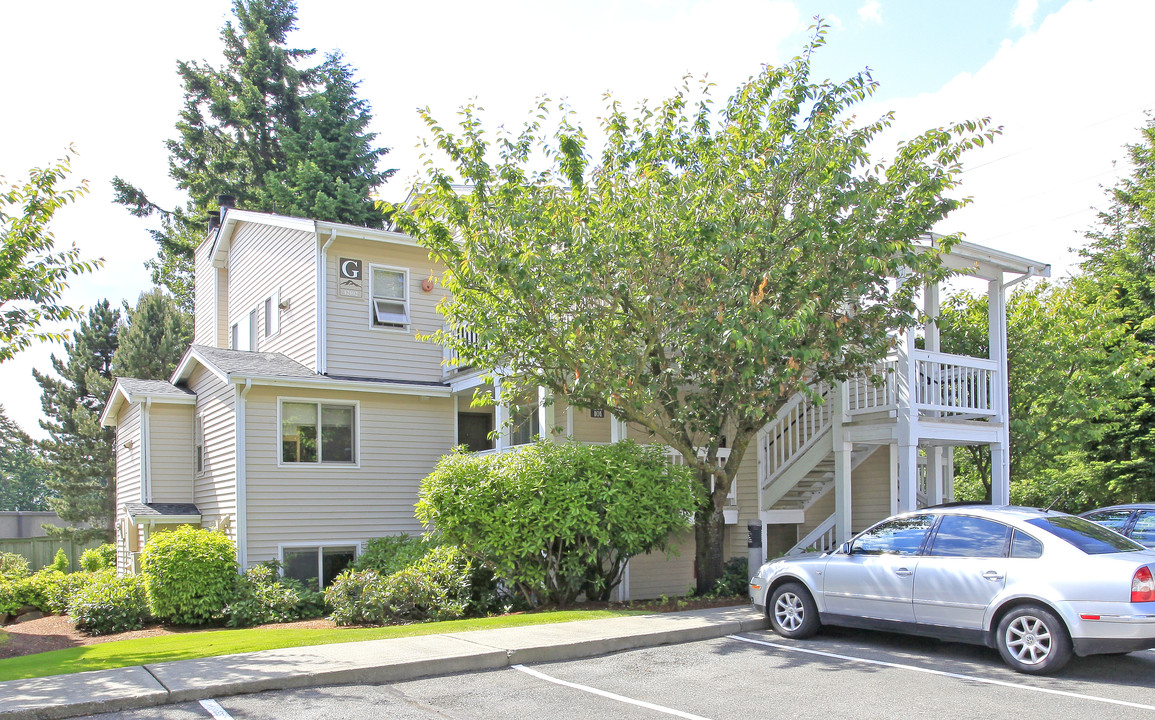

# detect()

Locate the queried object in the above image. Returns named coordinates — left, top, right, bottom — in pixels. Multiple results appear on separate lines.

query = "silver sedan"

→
left=749, top=505, right=1155, bottom=674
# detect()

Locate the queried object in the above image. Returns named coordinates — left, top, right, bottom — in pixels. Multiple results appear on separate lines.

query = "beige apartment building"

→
left=100, top=199, right=1048, bottom=599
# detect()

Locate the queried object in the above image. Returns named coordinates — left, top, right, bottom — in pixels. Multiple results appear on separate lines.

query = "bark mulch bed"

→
left=0, top=596, right=745, bottom=661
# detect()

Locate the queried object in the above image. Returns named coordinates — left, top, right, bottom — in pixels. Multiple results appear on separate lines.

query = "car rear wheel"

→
left=995, top=605, right=1072, bottom=675
left=768, top=583, right=820, bottom=639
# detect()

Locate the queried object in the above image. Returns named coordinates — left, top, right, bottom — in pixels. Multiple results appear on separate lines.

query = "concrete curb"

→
left=0, top=607, right=768, bottom=719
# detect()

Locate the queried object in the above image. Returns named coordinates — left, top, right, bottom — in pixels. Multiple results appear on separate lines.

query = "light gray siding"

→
left=242, top=385, right=455, bottom=567
left=627, top=531, right=696, bottom=600
left=148, top=402, right=194, bottom=503
left=228, top=221, right=317, bottom=368
left=193, top=236, right=217, bottom=346
left=324, top=237, right=446, bottom=382
left=190, top=365, right=237, bottom=541
left=115, top=403, right=143, bottom=507
left=114, top=402, right=143, bottom=574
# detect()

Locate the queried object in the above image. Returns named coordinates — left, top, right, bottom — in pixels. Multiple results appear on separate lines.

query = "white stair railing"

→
left=760, top=385, right=832, bottom=488
left=785, top=513, right=838, bottom=556
left=846, top=358, right=899, bottom=415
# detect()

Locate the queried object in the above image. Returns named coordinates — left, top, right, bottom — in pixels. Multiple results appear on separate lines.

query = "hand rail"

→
left=785, top=513, right=838, bottom=556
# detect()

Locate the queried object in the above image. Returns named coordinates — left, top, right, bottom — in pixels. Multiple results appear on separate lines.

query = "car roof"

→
left=1080, top=503, right=1155, bottom=512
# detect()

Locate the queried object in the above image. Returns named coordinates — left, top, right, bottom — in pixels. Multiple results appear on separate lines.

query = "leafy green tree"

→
left=398, top=27, right=995, bottom=591
left=112, top=0, right=392, bottom=311
left=0, top=406, right=52, bottom=511
left=35, top=300, right=120, bottom=542
left=1067, top=117, right=1155, bottom=506
left=1, top=151, right=101, bottom=362
left=112, top=289, right=192, bottom=381
left=936, top=282, right=1141, bottom=507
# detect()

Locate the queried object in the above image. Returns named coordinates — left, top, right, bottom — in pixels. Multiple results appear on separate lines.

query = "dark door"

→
left=458, top=412, right=493, bottom=453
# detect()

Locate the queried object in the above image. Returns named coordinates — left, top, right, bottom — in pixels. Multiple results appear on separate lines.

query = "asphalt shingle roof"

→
left=191, top=344, right=318, bottom=379
left=124, top=502, right=201, bottom=518
left=116, top=378, right=195, bottom=398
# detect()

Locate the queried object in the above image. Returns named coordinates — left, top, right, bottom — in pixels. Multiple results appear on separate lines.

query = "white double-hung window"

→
left=371, top=265, right=408, bottom=328
left=280, top=400, right=357, bottom=464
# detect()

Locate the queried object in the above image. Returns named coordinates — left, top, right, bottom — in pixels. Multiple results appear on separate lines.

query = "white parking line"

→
left=727, top=634, right=1155, bottom=712
left=199, top=699, right=235, bottom=719
left=511, top=664, right=714, bottom=720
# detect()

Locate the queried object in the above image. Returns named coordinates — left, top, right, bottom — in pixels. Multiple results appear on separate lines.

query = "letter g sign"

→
left=339, top=258, right=362, bottom=280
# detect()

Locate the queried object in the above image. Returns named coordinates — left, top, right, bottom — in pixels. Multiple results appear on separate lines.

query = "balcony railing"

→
left=442, top=324, right=479, bottom=377
left=912, top=350, right=997, bottom=418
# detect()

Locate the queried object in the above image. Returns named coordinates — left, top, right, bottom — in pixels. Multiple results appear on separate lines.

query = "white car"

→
left=749, top=505, right=1155, bottom=674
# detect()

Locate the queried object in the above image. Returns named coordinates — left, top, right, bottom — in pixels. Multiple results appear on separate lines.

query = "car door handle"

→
left=982, top=570, right=1004, bottom=581
left=894, top=568, right=913, bottom=577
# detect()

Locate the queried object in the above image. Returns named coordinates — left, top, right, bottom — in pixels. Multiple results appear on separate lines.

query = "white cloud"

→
left=858, top=1, right=882, bottom=23
left=870, top=0, right=1154, bottom=281
left=1013, top=0, right=1040, bottom=27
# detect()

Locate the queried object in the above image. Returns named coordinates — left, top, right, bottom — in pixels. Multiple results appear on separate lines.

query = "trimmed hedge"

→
left=140, top=526, right=238, bottom=625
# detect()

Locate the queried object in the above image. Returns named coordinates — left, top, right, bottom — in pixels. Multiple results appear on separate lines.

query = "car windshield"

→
left=1027, top=515, right=1145, bottom=554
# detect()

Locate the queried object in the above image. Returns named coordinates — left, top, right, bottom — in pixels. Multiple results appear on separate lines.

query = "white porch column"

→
left=927, top=446, right=944, bottom=506
left=924, top=281, right=941, bottom=353
left=833, top=383, right=853, bottom=543
left=945, top=448, right=956, bottom=503
left=898, top=442, right=920, bottom=512
left=493, top=376, right=506, bottom=453
left=610, top=416, right=628, bottom=443
left=988, top=277, right=1011, bottom=505
left=889, top=443, right=900, bottom=516
left=538, top=386, right=554, bottom=441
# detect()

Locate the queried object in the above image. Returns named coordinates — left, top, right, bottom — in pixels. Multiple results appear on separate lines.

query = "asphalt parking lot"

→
left=88, top=627, right=1155, bottom=719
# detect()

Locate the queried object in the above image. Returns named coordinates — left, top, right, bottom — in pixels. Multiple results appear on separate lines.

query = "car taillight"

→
left=1133, top=566, right=1155, bottom=603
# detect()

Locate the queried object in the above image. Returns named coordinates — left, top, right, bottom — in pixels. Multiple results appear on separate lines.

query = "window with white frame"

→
left=281, top=545, right=357, bottom=589
left=230, top=323, right=239, bottom=350
left=280, top=400, right=356, bottom=464
left=193, top=416, right=205, bottom=475
left=370, top=265, right=409, bottom=328
left=264, top=293, right=280, bottom=338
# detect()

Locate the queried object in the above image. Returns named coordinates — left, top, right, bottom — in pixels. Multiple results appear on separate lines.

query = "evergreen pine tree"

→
left=0, top=406, right=52, bottom=512
left=1076, top=117, right=1155, bottom=503
left=112, top=0, right=393, bottom=311
left=113, top=289, right=193, bottom=382
left=34, top=300, right=120, bottom=542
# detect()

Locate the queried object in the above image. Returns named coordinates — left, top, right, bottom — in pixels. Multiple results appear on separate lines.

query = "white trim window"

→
left=193, top=416, right=205, bottom=476
left=264, top=292, right=280, bottom=339
left=280, top=400, right=357, bottom=464
left=370, top=265, right=409, bottom=328
left=280, top=544, right=358, bottom=589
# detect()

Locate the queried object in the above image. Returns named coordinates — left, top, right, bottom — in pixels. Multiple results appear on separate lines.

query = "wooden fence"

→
left=0, top=537, right=106, bottom=573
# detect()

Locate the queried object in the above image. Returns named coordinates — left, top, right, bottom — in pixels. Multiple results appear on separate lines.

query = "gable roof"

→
left=100, top=378, right=196, bottom=427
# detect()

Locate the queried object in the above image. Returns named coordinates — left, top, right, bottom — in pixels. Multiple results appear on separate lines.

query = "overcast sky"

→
left=2, top=0, right=1153, bottom=437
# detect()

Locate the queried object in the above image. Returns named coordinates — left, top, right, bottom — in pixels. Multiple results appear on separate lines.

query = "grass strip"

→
left=0, top=610, right=640, bottom=682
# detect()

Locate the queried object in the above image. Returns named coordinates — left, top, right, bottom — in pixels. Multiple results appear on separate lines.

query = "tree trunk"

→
left=694, top=481, right=726, bottom=595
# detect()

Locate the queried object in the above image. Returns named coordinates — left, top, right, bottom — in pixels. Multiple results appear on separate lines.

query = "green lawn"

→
left=0, top=610, right=639, bottom=682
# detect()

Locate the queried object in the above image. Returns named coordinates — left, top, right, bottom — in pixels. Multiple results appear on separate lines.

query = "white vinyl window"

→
left=371, top=265, right=409, bottom=328
left=281, top=544, right=358, bottom=589
left=249, top=309, right=258, bottom=351
left=264, top=292, right=280, bottom=338
left=280, top=400, right=356, bottom=464
left=193, top=416, right=205, bottom=476
left=230, top=323, right=239, bottom=350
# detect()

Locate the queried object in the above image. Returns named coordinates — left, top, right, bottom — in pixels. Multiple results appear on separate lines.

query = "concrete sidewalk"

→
left=0, top=606, right=768, bottom=720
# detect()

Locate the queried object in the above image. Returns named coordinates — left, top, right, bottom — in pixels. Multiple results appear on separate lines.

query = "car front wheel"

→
left=768, top=582, right=820, bottom=639
left=995, top=605, right=1072, bottom=675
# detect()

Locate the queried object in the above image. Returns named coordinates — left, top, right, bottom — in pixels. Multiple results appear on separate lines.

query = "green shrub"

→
left=708, top=557, right=752, bottom=598
left=354, top=534, right=433, bottom=575
left=417, top=440, right=699, bottom=606
left=0, top=553, right=30, bottom=581
left=0, top=581, right=18, bottom=616
left=325, top=569, right=387, bottom=626
left=71, top=571, right=151, bottom=635
left=49, top=548, right=69, bottom=573
left=225, top=562, right=326, bottom=628
left=140, top=526, right=238, bottom=625
left=81, top=544, right=116, bottom=572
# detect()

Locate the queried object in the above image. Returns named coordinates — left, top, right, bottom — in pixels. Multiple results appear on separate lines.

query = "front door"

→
left=822, top=514, right=934, bottom=623
left=458, top=412, right=493, bottom=453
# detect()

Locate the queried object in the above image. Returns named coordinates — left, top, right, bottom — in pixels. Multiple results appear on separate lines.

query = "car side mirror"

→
left=839, top=541, right=853, bottom=555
